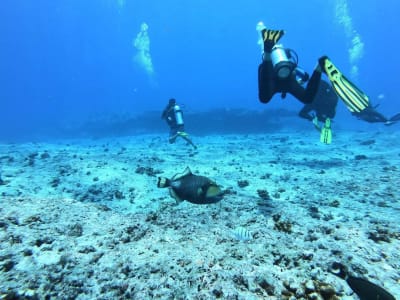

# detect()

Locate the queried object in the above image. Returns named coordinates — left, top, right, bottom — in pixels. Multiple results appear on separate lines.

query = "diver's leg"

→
left=298, top=104, right=314, bottom=121
left=176, top=127, right=197, bottom=149
left=169, top=129, right=178, bottom=143
left=304, top=66, right=323, bottom=102
left=367, top=109, right=388, bottom=123
left=258, top=61, right=276, bottom=103
left=181, top=135, right=197, bottom=149
left=389, top=112, right=400, bottom=122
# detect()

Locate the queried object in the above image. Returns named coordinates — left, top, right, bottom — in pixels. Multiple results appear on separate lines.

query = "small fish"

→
left=232, top=226, right=253, bottom=241
left=330, top=262, right=396, bottom=300
left=157, top=167, right=223, bottom=204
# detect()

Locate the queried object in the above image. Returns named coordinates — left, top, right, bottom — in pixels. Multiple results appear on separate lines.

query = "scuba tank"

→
left=270, top=44, right=298, bottom=79
left=174, top=105, right=184, bottom=125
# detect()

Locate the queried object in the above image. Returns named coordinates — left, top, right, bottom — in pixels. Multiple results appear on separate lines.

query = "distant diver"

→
left=299, top=79, right=400, bottom=137
left=257, top=22, right=371, bottom=116
left=352, top=105, right=400, bottom=126
left=161, top=98, right=197, bottom=149
left=330, top=262, right=396, bottom=300
left=157, top=167, right=223, bottom=205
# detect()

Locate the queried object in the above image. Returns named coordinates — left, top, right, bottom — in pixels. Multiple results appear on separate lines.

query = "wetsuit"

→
left=299, top=80, right=339, bottom=122
left=161, top=101, right=197, bottom=148
left=258, top=53, right=322, bottom=104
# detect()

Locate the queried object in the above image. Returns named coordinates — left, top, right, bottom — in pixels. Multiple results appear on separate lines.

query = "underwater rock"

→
left=50, top=177, right=61, bottom=188
left=1, top=258, right=15, bottom=272
left=33, top=236, right=54, bottom=247
left=135, top=166, right=161, bottom=177
left=257, top=189, right=270, bottom=200
left=232, top=274, right=249, bottom=290
left=329, top=199, right=340, bottom=207
left=354, top=154, right=367, bottom=160
left=212, top=287, right=223, bottom=298
left=317, top=282, right=336, bottom=299
left=272, top=214, right=293, bottom=234
left=255, top=277, right=275, bottom=296
left=40, top=152, right=50, bottom=159
left=114, top=190, right=124, bottom=199
left=304, top=280, right=315, bottom=293
left=23, top=215, right=42, bottom=225
left=237, top=180, right=249, bottom=188
left=367, top=227, right=400, bottom=243
left=0, top=221, right=8, bottom=229
left=78, top=245, right=96, bottom=254
left=359, top=139, right=375, bottom=145
left=22, top=249, right=33, bottom=257
left=67, top=223, right=83, bottom=237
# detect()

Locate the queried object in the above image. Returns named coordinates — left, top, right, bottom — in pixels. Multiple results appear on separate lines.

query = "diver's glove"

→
left=295, top=68, right=309, bottom=84
left=261, top=28, right=285, bottom=52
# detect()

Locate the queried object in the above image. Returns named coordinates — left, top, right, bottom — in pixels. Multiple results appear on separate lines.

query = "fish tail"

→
left=157, top=177, right=170, bottom=188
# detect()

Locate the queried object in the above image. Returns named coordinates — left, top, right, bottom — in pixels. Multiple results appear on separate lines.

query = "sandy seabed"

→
left=0, top=130, right=399, bottom=299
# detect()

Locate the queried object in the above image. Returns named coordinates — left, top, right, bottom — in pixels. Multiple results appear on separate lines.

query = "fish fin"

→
left=169, top=188, right=183, bottom=204
left=171, top=167, right=192, bottom=181
left=157, top=177, right=170, bottom=188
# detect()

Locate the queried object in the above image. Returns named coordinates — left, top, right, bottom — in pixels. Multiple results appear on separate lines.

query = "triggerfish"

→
left=331, top=262, right=395, bottom=300
left=157, top=167, right=223, bottom=204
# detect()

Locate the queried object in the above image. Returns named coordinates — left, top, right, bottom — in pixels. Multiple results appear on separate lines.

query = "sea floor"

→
left=0, top=130, right=399, bottom=299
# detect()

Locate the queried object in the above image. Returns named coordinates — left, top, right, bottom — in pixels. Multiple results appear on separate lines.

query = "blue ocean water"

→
left=1, top=0, right=399, bottom=140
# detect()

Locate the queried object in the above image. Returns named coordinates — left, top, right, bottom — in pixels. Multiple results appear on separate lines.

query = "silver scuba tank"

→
left=174, top=105, right=184, bottom=125
left=270, top=45, right=297, bottom=79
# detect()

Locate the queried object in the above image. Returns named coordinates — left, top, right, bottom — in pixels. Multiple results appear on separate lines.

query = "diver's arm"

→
left=161, top=106, right=174, bottom=119
left=295, top=67, right=309, bottom=84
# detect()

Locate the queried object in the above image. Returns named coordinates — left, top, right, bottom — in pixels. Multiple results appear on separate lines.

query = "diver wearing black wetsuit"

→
left=352, top=105, right=400, bottom=126
left=258, top=28, right=323, bottom=104
left=161, top=98, right=197, bottom=149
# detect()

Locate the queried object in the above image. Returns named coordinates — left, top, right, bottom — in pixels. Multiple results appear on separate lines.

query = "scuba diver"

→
left=161, top=98, right=197, bottom=149
left=257, top=23, right=323, bottom=105
left=299, top=80, right=400, bottom=126
left=257, top=22, right=372, bottom=122
left=352, top=105, right=400, bottom=126
left=298, top=82, right=400, bottom=143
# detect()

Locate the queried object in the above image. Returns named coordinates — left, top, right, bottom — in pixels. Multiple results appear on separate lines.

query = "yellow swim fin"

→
left=320, top=118, right=332, bottom=144
left=262, top=29, right=285, bottom=51
left=262, top=29, right=285, bottom=44
left=320, top=57, right=369, bottom=113
left=177, top=131, right=188, bottom=137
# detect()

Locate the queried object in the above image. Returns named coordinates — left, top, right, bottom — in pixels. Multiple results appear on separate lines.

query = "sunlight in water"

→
left=133, top=22, right=155, bottom=78
left=256, top=21, right=266, bottom=53
left=335, top=0, right=364, bottom=79
left=117, top=0, right=125, bottom=8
